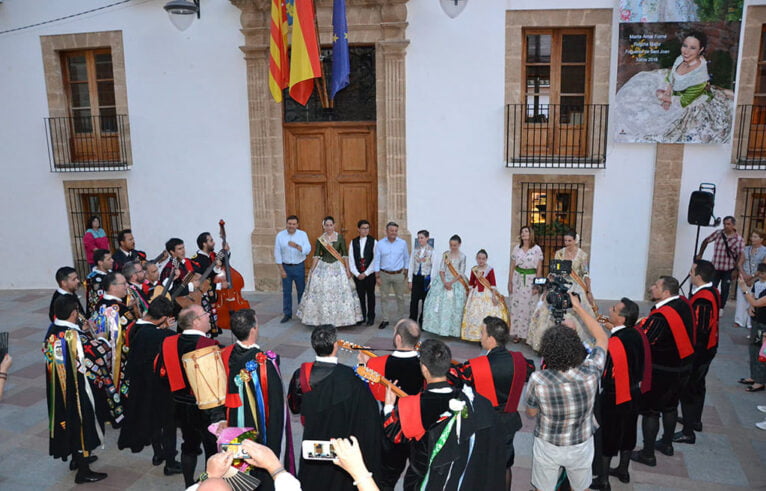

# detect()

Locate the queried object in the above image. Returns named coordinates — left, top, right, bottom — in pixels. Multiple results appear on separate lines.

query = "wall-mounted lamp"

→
left=164, top=0, right=200, bottom=31
left=439, top=0, right=468, bottom=19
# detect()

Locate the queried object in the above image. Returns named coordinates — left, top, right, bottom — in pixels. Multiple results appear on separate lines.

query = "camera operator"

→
left=525, top=291, right=608, bottom=491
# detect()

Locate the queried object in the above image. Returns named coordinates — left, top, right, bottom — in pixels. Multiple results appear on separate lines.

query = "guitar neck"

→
left=378, top=377, right=407, bottom=398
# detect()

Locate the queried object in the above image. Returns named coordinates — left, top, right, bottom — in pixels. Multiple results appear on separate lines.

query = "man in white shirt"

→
left=274, top=215, right=312, bottom=323
left=375, top=222, right=410, bottom=330
left=350, top=220, right=378, bottom=326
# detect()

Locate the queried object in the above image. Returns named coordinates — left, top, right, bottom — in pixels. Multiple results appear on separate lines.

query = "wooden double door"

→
left=284, top=122, right=378, bottom=247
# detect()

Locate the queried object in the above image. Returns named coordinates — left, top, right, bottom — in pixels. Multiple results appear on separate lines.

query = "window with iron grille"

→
left=66, top=185, right=127, bottom=279
left=520, top=182, right=586, bottom=272
left=735, top=25, right=766, bottom=169
left=740, top=186, right=766, bottom=240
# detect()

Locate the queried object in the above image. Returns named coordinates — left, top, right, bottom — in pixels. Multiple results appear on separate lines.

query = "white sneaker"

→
left=758, top=405, right=766, bottom=413
left=756, top=420, right=766, bottom=430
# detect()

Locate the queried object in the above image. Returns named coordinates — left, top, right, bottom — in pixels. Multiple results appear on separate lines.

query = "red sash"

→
left=656, top=305, right=694, bottom=359
left=692, top=289, right=720, bottom=350
left=300, top=363, right=313, bottom=393
left=468, top=351, right=527, bottom=413
left=399, top=393, right=426, bottom=441
left=366, top=355, right=390, bottom=402
left=161, top=335, right=185, bottom=392
left=608, top=336, right=631, bottom=404
left=220, top=345, right=241, bottom=409
left=635, top=326, right=652, bottom=393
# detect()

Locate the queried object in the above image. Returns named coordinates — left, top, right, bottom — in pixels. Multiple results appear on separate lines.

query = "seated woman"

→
left=296, top=216, right=362, bottom=327
left=460, top=249, right=510, bottom=342
left=422, top=235, right=468, bottom=338
left=527, top=230, right=597, bottom=352
left=613, top=31, right=734, bottom=144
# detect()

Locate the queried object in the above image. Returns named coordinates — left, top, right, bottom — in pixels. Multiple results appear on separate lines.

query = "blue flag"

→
left=285, top=0, right=294, bottom=26
left=330, top=0, right=350, bottom=100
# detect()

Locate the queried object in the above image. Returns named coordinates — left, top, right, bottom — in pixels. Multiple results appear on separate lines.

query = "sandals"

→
left=739, top=378, right=755, bottom=385
left=746, top=385, right=765, bottom=393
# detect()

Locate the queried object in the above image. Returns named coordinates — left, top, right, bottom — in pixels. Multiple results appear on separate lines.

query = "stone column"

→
left=644, top=144, right=685, bottom=298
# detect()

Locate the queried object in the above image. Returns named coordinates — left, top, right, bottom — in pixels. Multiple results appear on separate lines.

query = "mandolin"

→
left=355, top=365, right=408, bottom=398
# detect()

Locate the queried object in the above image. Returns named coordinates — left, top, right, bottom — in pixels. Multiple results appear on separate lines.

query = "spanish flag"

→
left=288, top=0, right=321, bottom=105
left=269, top=0, right=290, bottom=103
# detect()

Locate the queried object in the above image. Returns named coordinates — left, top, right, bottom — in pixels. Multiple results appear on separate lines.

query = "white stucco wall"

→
left=0, top=0, right=254, bottom=289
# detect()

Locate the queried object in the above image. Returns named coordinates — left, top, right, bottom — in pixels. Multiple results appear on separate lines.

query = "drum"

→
left=181, top=345, right=227, bottom=409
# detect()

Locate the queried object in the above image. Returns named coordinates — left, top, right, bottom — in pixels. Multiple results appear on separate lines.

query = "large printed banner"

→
left=613, top=1, right=742, bottom=144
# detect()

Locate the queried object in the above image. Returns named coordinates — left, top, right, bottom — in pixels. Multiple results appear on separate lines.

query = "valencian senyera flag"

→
left=269, top=0, right=289, bottom=102
left=330, top=0, right=349, bottom=100
left=288, top=0, right=321, bottom=105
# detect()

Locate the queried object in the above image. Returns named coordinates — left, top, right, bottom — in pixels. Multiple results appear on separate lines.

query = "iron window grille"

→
left=45, top=114, right=130, bottom=172
left=740, top=187, right=766, bottom=242
left=733, top=105, right=766, bottom=170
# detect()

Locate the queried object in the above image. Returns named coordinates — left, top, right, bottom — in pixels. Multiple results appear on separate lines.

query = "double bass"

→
left=213, top=219, right=250, bottom=330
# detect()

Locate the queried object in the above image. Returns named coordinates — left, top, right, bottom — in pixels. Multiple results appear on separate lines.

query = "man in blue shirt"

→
left=374, top=222, right=410, bottom=330
left=274, top=215, right=312, bottom=323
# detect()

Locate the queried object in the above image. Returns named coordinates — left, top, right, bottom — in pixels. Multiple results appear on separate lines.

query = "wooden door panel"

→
left=338, top=183, right=375, bottom=237
left=336, top=129, right=375, bottom=177
left=286, top=131, right=328, bottom=176
left=293, top=183, right=328, bottom=247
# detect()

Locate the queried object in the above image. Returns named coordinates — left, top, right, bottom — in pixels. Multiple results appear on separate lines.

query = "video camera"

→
left=533, top=259, right=575, bottom=326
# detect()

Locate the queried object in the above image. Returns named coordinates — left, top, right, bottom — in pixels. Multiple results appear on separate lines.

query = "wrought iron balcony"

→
left=45, top=114, right=130, bottom=172
left=733, top=105, right=766, bottom=170
left=505, top=104, right=608, bottom=168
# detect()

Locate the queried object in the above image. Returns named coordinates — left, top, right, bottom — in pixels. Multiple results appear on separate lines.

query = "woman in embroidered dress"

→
left=508, top=226, right=543, bottom=344
left=83, top=215, right=110, bottom=267
left=613, top=31, right=734, bottom=144
left=735, top=230, right=766, bottom=328
left=460, top=249, right=510, bottom=342
left=422, top=235, right=468, bottom=338
left=527, top=230, right=597, bottom=351
left=296, top=216, right=362, bottom=327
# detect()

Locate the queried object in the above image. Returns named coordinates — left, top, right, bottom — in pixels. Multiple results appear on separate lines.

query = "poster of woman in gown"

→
left=613, top=1, right=742, bottom=144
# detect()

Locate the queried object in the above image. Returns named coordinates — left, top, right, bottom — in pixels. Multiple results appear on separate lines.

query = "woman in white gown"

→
left=422, top=235, right=468, bottom=338
left=614, top=31, right=734, bottom=144
left=296, top=216, right=362, bottom=327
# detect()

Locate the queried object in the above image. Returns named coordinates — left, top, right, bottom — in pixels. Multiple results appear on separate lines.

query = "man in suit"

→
left=349, top=220, right=378, bottom=326
left=49, top=266, right=85, bottom=322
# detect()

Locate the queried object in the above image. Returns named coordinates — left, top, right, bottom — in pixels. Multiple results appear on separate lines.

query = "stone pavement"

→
left=1, top=290, right=765, bottom=490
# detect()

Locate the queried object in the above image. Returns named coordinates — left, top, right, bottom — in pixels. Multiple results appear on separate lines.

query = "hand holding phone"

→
left=302, top=440, right=337, bottom=461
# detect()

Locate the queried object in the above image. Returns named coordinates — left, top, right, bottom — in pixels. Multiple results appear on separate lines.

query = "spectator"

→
left=525, top=292, right=609, bottom=491
left=698, top=216, right=745, bottom=309
left=0, top=354, right=12, bottom=401
left=83, top=216, right=111, bottom=267
left=737, top=264, right=766, bottom=393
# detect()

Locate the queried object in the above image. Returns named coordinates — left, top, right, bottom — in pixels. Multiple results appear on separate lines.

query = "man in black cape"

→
left=43, top=295, right=112, bottom=483
left=288, top=325, right=381, bottom=491
left=117, top=297, right=181, bottom=475
left=383, top=339, right=505, bottom=490
left=222, top=308, right=287, bottom=491
left=49, top=266, right=85, bottom=322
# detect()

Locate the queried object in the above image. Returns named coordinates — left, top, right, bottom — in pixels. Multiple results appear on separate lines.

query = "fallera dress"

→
left=422, top=252, right=467, bottom=338
left=296, top=233, right=362, bottom=327
left=460, top=265, right=510, bottom=342
left=510, top=244, right=543, bottom=339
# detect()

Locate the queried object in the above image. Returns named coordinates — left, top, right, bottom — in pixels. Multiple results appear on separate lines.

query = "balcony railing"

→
left=45, top=115, right=130, bottom=172
left=505, top=104, right=608, bottom=168
left=733, top=105, right=766, bottom=170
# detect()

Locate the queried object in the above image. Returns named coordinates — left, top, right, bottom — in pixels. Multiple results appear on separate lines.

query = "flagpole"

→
left=311, top=0, right=331, bottom=109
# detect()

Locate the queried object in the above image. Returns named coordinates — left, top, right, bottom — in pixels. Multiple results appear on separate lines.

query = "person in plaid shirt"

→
left=525, top=293, right=608, bottom=491
left=698, top=216, right=744, bottom=309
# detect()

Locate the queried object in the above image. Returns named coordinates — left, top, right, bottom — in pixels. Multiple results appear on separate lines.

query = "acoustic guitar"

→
left=355, top=365, right=408, bottom=398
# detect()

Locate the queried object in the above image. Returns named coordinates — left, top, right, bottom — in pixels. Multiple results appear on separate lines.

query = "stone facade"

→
left=231, top=0, right=409, bottom=291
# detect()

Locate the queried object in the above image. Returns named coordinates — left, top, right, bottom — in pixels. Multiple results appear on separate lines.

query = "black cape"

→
left=288, top=362, right=382, bottom=491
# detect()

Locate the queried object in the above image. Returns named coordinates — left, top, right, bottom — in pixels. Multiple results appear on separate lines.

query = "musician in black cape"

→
left=222, top=308, right=287, bottom=491
left=359, top=318, right=425, bottom=490
left=49, top=266, right=85, bottom=322
left=117, top=297, right=181, bottom=475
left=383, top=339, right=505, bottom=491
left=632, top=276, right=695, bottom=466
left=288, top=325, right=382, bottom=491
left=43, top=295, right=111, bottom=483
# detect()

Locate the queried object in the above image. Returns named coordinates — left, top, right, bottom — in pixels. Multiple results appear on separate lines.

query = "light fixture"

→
left=164, top=0, right=200, bottom=31
left=439, top=0, right=468, bottom=19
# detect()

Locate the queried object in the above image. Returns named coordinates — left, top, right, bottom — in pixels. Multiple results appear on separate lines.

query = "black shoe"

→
left=69, top=455, right=97, bottom=471
left=672, top=431, right=696, bottom=444
left=355, top=320, right=364, bottom=326
left=608, top=468, right=630, bottom=484
left=152, top=455, right=164, bottom=466
left=74, top=470, right=108, bottom=484
left=630, top=450, right=656, bottom=467
left=589, top=479, right=611, bottom=490
left=655, top=440, right=674, bottom=456
left=378, top=321, right=389, bottom=330
left=280, top=315, right=291, bottom=323
left=164, top=460, right=183, bottom=475
left=366, top=316, right=375, bottom=326
left=677, top=417, right=702, bottom=432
